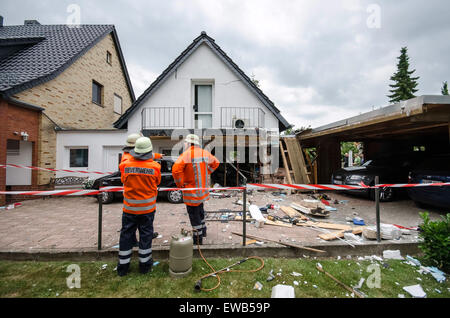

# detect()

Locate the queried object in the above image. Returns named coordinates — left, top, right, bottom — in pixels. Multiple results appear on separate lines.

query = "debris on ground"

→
left=383, top=250, right=404, bottom=260
left=271, top=284, right=295, bottom=298
left=363, top=224, right=401, bottom=240
left=343, top=232, right=363, bottom=244
left=266, top=270, right=275, bottom=282
left=253, top=281, right=263, bottom=290
left=291, top=272, right=302, bottom=277
left=291, top=200, right=330, bottom=217
left=405, top=255, right=421, bottom=266
left=403, top=284, right=427, bottom=298
left=352, top=217, right=365, bottom=226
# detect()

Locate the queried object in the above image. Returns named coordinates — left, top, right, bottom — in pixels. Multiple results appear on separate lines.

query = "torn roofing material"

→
left=0, top=23, right=135, bottom=101
left=113, top=31, right=290, bottom=131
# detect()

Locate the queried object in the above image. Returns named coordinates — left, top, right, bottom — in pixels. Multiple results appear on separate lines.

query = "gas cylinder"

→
left=169, top=229, right=193, bottom=278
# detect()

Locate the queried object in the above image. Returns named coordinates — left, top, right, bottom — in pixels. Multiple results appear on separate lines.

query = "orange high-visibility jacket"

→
left=172, top=146, right=220, bottom=206
left=120, top=152, right=162, bottom=164
left=119, top=157, right=161, bottom=215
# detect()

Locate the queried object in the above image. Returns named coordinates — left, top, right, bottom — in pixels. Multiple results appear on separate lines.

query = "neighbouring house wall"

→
left=0, top=98, right=40, bottom=205
left=56, top=130, right=128, bottom=179
left=127, top=43, right=279, bottom=133
left=11, top=33, right=133, bottom=185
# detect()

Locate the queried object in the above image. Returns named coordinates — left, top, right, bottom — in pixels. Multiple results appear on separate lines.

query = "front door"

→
left=103, top=146, right=123, bottom=172
left=194, top=84, right=212, bottom=129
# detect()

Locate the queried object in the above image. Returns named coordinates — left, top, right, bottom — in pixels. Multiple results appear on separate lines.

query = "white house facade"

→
left=56, top=32, right=290, bottom=178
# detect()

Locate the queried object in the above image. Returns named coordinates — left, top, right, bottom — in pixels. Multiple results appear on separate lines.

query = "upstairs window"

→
left=106, top=51, right=112, bottom=65
left=114, top=94, right=122, bottom=114
left=92, top=80, right=103, bottom=105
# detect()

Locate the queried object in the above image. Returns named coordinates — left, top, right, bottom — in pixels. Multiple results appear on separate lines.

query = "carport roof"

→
left=297, top=95, right=450, bottom=144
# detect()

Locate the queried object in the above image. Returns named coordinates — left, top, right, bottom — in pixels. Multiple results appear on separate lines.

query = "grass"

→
left=0, top=257, right=448, bottom=298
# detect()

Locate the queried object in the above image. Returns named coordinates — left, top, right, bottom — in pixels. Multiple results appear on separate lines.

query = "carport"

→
left=297, top=95, right=450, bottom=183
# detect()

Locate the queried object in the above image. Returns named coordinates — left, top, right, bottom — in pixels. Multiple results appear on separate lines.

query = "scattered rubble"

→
left=403, top=284, right=427, bottom=298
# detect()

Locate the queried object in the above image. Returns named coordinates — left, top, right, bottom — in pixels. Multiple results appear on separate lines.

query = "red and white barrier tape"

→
left=1, top=182, right=449, bottom=196
left=0, top=164, right=114, bottom=175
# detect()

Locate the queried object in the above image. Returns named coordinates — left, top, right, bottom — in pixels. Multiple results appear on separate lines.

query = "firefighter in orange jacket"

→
left=172, top=134, right=220, bottom=245
left=117, top=137, right=161, bottom=276
left=120, top=133, right=162, bottom=247
left=121, top=133, right=163, bottom=165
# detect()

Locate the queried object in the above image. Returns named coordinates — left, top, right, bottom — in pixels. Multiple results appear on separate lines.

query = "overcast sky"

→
left=2, top=0, right=449, bottom=128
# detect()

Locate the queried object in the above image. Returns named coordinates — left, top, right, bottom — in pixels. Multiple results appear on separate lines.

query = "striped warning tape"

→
left=0, top=164, right=114, bottom=175
left=1, top=182, right=449, bottom=196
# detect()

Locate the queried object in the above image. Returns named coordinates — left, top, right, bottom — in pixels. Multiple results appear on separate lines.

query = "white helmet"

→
left=134, top=137, right=153, bottom=154
left=125, top=133, right=143, bottom=147
left=184, top=134, right=200, bottom=145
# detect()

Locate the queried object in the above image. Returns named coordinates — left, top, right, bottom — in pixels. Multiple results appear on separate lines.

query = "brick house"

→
left=0, top=18, right=135, bottom=204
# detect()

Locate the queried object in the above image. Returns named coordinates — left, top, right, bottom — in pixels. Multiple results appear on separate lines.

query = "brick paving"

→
left=0, top=190, right=443, bottom=252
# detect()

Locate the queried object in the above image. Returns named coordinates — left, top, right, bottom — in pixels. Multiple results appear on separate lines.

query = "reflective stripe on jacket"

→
left=119, top=157, right=161, bottom=215
left=172, top=146, right=220, bottom=207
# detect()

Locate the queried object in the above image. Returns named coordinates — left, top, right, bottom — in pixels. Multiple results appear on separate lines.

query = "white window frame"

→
left=67, top=146, right=89, bottom=169
left=191, top=79, right=215, bottom=129
left=114, top=93, right=122, bottom=115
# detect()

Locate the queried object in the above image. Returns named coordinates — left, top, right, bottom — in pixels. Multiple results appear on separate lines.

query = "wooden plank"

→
left=296, top=221, right=352, bottom=231
left=279, top=140, right=293, bottom=184
left=280, top=206, right=303, bottom=218
left=318, top=226, right=366, bottom=241
left=265, top=219, right=293, bottom=228
left=232, top=232, right=326, bottom=253
left=283, top=137, right=310, bottom=184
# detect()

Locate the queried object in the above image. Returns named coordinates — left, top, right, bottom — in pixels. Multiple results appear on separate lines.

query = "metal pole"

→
left=227, top=162, right=248, bottom=247
left=98, top=193, right=103, bottom=250
left=375, top=176, right=381, bottom=243
left=242, top=178, right=247, bottom=247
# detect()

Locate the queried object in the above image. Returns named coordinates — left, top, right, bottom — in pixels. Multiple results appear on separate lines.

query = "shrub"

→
left=418, top=212, right=450, bottom=271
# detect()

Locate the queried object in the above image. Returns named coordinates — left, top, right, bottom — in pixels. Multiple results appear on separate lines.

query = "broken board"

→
left=280, top=206, right=308, bottom=220
left=291, top=201, right=330, bottom=217
left=296, top=221, right=352, bottom=231
left=265, top=219, right=293, bottom=228
left=318, top=226, right=366, bottom=241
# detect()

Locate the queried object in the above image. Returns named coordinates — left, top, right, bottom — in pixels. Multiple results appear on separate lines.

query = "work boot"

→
left=117, top=263, right=130, bottom=277
left=152, top=232, right=159, bottom=239
left=139, top=259, right=153, bottom=274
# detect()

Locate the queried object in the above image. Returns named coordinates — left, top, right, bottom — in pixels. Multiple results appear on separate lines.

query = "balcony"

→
left=220, top=107, right=265, bottom=128
left=141, top=106, right=266, bottom=131
left=141, top=107, right=185, bottom=129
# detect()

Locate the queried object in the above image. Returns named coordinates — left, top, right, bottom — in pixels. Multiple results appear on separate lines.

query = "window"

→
left=114, top=94, right=122, bottom=114
left=69, top=148, right=88, bottom=168
left=106, top=51, right=112, bottom=65
left=7, top=140, right=20, bottom=156
left=194, top=84, right=213, bottom=129
left=92, top=81, right=103, bottom=105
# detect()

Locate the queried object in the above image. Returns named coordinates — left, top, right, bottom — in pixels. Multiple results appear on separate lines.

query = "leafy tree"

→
left=442, top=81, right=449, bottom=95
left=387, top=47, right=420, bottom=103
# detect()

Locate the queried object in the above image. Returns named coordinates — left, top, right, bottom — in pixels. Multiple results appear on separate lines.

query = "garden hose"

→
left=192, top=229, right=265, bottom=292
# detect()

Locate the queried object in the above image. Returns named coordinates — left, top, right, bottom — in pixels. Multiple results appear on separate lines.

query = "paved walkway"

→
left=0, top=191, right=444, bottom=252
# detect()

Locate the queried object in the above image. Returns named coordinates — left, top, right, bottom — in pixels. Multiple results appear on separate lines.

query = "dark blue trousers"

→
left=187, top=203, right=206, bottom=244
left=117, top=212, right=155, bottom=276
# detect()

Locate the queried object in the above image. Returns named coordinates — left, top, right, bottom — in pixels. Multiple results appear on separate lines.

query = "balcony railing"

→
left=141, top=106, right=266, bottom=130
left=141, top=107, right=185, bottom=129
left=220, top=107, right=265, bottom=128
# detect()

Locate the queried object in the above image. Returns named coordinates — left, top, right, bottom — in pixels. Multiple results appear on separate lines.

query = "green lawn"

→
left=0, top=257, right=448, bottom=298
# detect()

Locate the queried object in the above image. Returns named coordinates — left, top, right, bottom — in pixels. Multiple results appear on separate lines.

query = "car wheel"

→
left=97, top=191, right=114, bottom=204
left=370, top=187, right=395, bottom=202
left=167, top=190, right=183, bottom=204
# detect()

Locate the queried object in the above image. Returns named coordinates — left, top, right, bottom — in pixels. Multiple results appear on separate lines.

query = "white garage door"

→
left=103, top=146, right=123, bottom=173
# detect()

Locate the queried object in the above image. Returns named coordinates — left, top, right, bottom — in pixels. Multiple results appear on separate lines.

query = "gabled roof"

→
left=114, top=31, right=290, bottom=131
left=0, top=24, right=135, bottom=101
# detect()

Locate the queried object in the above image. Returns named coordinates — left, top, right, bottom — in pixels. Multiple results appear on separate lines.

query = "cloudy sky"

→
left=2, top=0, right=449, bottom=128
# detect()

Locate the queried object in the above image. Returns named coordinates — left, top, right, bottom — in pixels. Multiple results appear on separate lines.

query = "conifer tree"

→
left=388, top=47, right=420, bottom=103
left=442, top=81, right=449, bottom=95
